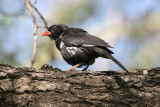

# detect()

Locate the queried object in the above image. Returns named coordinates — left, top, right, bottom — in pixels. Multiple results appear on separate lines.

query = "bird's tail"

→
left=108, top=55, right=129, bottom=73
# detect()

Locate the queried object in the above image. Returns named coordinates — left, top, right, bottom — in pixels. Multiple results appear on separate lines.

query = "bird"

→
left=41, top=24, right=129, bottom=73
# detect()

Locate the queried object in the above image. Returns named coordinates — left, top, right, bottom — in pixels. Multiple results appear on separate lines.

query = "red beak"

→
left=41, top=31, right=51, bottom=36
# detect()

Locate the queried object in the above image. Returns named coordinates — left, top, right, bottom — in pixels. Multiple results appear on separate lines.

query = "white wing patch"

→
left=60, top=41, right=83, bottom=57
left=60, top=41, right=64, bottom=49
left=82, top=44, right=95, bottom=47
left=66, top=47, right=83, bottom=56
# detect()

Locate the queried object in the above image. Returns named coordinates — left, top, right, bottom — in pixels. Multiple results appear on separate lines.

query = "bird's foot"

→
left=82, top=68, right=87, bottom=71
left=67, top=63, right=82, bottom=71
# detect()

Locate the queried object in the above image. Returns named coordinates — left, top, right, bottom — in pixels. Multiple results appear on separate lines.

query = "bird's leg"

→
left=67, top=63, right=82, bottom=71
left=82, top=59, right=94, bottom=71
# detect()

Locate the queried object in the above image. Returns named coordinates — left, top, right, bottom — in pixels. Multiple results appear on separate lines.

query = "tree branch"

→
left=0, top=64, right=160, bottom=106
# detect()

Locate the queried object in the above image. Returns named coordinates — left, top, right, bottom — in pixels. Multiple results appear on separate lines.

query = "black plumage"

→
left=41, top=24, right=129, bottom=72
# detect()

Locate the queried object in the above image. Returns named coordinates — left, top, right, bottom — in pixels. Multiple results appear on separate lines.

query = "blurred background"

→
left=0, top=0, right=160, bottom=71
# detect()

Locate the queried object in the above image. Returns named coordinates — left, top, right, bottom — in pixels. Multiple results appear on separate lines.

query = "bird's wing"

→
left=62, top=28, right=113, bottom=49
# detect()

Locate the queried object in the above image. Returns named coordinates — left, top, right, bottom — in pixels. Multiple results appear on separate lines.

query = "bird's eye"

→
left=51, top=27, right=55, bottom=31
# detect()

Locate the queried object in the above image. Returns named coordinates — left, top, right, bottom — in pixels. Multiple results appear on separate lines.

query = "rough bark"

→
left=0, top=64, right=160, bottom=107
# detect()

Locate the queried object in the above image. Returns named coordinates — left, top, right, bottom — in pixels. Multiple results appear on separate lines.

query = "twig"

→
left=30, top=3, right=48, bottom=29
left=25, top=0, right=38, bottom=68
left=25, top=0, right=49, bottom=68
left=34, top=0, right=38, bottom=4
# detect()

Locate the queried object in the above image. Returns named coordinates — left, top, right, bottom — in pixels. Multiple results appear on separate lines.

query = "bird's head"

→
left=41, top=24, right=68, bottom=40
